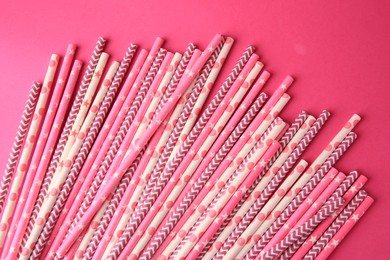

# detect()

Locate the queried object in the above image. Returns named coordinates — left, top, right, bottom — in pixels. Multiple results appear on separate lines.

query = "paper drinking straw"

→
left=67, top=45, right=195, bottom=260
left=290, top=172, right=365, bottom=260
left=80, top=52, right=175, bottom=257
left=303, top=189, right=368, bottom=260
left=131, top=52, right=182, bottom=147
left=0, top=54, right=59, bottom=248
left=93, top=44, right=226, bottom=260
left=212, top=116, right=315, bottom=259
left=154, top=44, right=197, bottom=117
left=285, top=171, right=367, bottom=259
left=134, top=76, right=268, bottom=260
left=313, top=196, right=374, bottom=260
left=201, top=113, right=311, bottom=260
left=278, top=172, right=347, bottom=259
left=105, top=40, right=231, bottom=259
left=219, top=160, right=309, bottom=260
left=232, top=111, right=331, bottom=260
left=34, top=46, right=138, bottom=259
left=19, top=58, right=115, bottom=259
left=151, top=91, right=291, bottom=260
left=7, top=61, right=82, bottom=258
left=67, top=48, right=167, bottom=236
left=3, top=44, right=76, bottom=254
left=256, top=115, right=361, bottom=253
left=39, top=45, right=138, bottom=258
left=172, top=121, right=285, bottom=259
left=244, top=131, right=358, bottom=260
left=140, top=45, right=258, bottom=260
left=24, top=38, right=107, bottom=247
left=187, top=143, right=282, bottom=260
left=126, top=60, right=262, bottom=254
left=263, top=138, right=358, bottom=253
left=57, top=34, right=224, bottom=257
left=0, top=81, right=42, bottom=213
left=261, top=198, right=344, bottom=259
left=44, top=50, right=145, bottom=258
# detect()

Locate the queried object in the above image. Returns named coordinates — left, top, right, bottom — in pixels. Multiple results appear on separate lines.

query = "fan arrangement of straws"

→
left=0, top=34, right=373, bottom=260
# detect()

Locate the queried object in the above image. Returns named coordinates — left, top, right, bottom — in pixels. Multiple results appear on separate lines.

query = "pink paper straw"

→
left=227, top=111, right=330, bottom=260
left=94, top=46, right=198, bottom=259
left=244, top=131, right=358, bottom=260
left=0, top=54, right=60, bottom=249
left=33, top=45, right=138, bottom=259
left=57, top=34, right=224, bottom=257
left=141, top=45, right=258, bottom=260
left=133, top=75, right=268, bottom=260
left=91, top=43, right=224, bottom=260
left=171, top=121, right=285, bottom=259
left=0, top=81, right=42, bottom=213
left=314, top=196, right=374, bottom=260
left=302, top=189, right=368, bottom=259
left=150, top=91, right=291, bottom=260
left=215, top=118, right=317, bottom=259
left=260, top=197, right=344, bottom=259
left=67, top=48, right=167, bottom=237
left=291, top=172, right=365, bottom=259
left=76, top=51, right=174, bottom=257
left=44, top=49, right=147, bottom=258
left=24, top=37, right=107, bottom=246
left=185, top=142, right=282, bottom=259
left=3, top=44, right=76, bottom=255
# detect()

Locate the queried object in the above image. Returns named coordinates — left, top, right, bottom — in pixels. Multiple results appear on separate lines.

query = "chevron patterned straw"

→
left=0, top=81, right=42, bottom=226
left=303, top=189, right=368, bottom=259
left=0, top=54, right=60, bottom=250
left=244, top=131, right=358, bottom=260
left=4, top=49, right=78, bottom=257
left=56, top=34, right=224, bottom=257
left=260, top=197, right=344, bottom=259
left=0, top=81, right=41, bottom=212
left=0, top=35, right=375, bottom=260
left=314, top=196, right=374, bottom=260
left=213, top=116, right=315, bottom=259
left=24, top=37, right=107, bottom=248
left=290, top=171, right=363, bottom=259
left=201, top=112, right=311, bottom=259
left=32, top=44, right=138, bottom=258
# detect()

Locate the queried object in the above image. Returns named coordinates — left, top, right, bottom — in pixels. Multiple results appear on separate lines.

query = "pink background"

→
left=0, top=1, right=389, bottom=259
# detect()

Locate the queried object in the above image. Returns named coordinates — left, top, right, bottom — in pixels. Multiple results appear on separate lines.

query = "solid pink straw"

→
left=3, top=44, right=76, bottom=253
left=185, top=143, right=281, bottom=259
left=57, top=34, right=224, bottom=257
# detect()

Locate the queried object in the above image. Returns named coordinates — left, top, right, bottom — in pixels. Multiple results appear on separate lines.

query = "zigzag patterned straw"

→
left=260, top=197, right=344, bottom=259
left=0, top=82, right=41, bottom=213
left=303, top=190, right=367, bottom=259
left=215, top=111, right=330, bottom=258
left=201, top=111, right=309, bottom=256
left=31, top=44, right=137, bottom=258
left=24, top=38, right=107, bottom=245
left=244, top=131, right=358, bottom=260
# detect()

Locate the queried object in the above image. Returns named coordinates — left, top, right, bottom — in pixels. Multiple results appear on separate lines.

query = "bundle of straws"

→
left=0, top=34, right=373, bottom=259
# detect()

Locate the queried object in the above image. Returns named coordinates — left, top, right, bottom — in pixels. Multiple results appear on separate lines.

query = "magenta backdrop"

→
left=0, top=1, right=389, bottom=259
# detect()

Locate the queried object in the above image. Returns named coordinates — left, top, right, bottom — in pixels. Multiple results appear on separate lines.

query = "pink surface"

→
left=0, top=1, right=388, bottom=259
